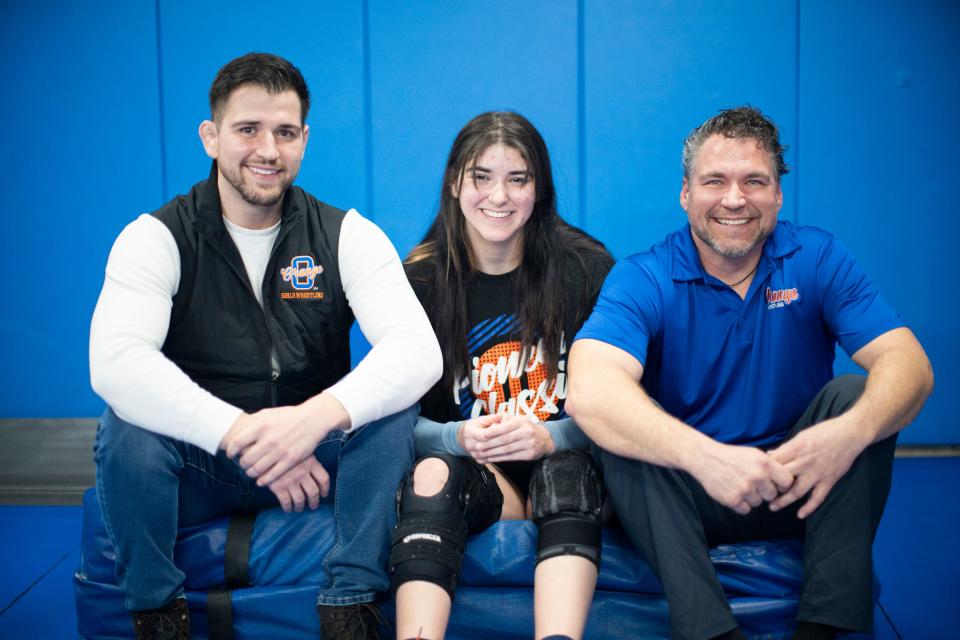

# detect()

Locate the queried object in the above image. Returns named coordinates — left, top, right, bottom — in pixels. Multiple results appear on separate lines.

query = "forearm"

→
left=91, top=326, right=242, bottom=453
left=298, top=391, right=351, bottom=435
left=413, top=415, right=467, bottom=457
left=566, top=368, right=711, bottom=472
left=845, top=335, right=934, bottom=445
left=542, top=416, right=591, bottom=451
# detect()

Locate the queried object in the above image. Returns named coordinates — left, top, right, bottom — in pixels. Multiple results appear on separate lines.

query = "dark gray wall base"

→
left=0, top=418, right=97, bottom=505
left=0, top=419, right=957, bottom=505
left=895, top=445, right=960, bottom=458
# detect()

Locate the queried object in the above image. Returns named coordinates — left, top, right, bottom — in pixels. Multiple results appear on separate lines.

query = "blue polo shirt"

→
left=575, top=221, right=903, bottom=447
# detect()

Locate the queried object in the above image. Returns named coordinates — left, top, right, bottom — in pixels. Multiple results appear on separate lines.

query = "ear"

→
left=449, top=174, right=461, bottom=199
left=679, top=176, right=689, bottom=211
left=199, top=120, right=219, bottom=160
left=301, top=124, right=309, bottom=159
left=775, top=180, right=783, bottom=211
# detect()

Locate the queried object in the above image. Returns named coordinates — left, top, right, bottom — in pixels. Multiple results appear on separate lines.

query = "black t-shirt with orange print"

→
left=408, top=252, right=612, bottom=492
left=409, top=253, right=612, bottom=428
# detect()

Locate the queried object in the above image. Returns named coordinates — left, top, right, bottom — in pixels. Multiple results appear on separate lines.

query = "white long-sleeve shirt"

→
left=90, top=208, right=441, bottom=454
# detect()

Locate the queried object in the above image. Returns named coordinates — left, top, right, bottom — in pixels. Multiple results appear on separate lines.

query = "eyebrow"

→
left=231, top=120, right=302, bottom=132
left=699, top=170, right=771, bottom=180
left=469, top=165, right=530, bottom=175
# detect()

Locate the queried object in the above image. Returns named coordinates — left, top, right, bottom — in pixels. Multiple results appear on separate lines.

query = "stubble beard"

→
left=693, top=208, right=771, bottom=260
left=221, top=163, right=293, bottom=208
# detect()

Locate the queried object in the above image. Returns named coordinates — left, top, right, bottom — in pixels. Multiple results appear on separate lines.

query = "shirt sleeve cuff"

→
left=184, top=398, right=245, bottom=454
left=323, top=381, right=373, bottom=433
left=542, top=416, right=590, bottom=451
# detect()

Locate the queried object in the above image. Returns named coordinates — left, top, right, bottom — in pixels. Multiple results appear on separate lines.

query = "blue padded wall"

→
left=582, top=1, right=798, bottom=259
left=0, top=1, right=163, bottom=417
left=156, top=1, right=367, bottom=213
left=797, top=0, right=960, bottom=443
left=367, top=0, right=580, bottom=256
left=0, top=1, right=956, bottom=443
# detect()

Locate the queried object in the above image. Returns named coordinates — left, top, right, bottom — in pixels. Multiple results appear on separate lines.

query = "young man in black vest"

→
left=90, top=52, right=442, bottom=640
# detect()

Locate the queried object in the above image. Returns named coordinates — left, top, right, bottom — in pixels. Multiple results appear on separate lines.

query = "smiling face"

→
left=453, top=143, right=537, bottom=273
left=680, top=133, right=783, bottom=265
left=199, top=85, right=308, bottom=225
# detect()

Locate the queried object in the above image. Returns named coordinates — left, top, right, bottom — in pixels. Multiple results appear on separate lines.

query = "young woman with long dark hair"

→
left=388, top=112, right=613, bottom=640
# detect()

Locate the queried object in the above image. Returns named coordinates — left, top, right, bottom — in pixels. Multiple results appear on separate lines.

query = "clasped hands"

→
left=457, top=413, right=556, bottom=465
left=219, top=400, right=341, bottom=513
left=691, top=418, right=867, bottom=519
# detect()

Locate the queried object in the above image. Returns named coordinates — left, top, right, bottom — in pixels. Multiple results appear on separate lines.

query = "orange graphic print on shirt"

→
left=457, top=341, right=567, bottom=422
left=455, top=313, right=568, bottom=421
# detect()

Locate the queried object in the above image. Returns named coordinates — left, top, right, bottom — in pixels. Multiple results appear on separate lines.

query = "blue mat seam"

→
left=0, top=544, right=78, bottom=616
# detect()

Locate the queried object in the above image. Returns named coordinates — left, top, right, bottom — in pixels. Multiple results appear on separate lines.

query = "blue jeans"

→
left=94, top=405, right=416, bottom=612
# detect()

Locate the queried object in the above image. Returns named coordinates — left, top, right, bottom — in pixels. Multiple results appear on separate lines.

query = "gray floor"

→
left=0, top=419, right=96, bottom=505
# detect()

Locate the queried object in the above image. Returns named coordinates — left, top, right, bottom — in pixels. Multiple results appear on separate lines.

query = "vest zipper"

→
left=261, top=303, right=280, bottom=408
left=260, top=221, right=298, bottom=408
left=209, top=234, right=283, bottom=406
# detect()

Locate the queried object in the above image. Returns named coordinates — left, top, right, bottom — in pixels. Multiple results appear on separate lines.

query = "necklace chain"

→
left=723, top=263, right=758, bottom=288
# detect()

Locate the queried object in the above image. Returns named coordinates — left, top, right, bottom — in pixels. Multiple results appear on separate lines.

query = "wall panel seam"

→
left=793, top=0, right=800, bottom=225
left=576, top=0, right=587, bottom=229
left=362, top=0, right=374, bottom=220
left=155, top=0, right=168, bottom=202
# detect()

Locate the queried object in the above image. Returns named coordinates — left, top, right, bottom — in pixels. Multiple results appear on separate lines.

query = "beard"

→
left=219, top=163, right=293, bottom=207
left=691, top=207, right=772, bottom=259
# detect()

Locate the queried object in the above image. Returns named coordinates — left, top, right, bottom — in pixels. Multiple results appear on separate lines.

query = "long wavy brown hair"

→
left=406, top=111, right=611, bottom=394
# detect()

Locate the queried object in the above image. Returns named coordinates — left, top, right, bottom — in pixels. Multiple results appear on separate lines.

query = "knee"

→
left=389, top=455, right=503, bottom=599
left=411, top=457, right=450, bottom=497
left=95, top=409, right=179, bottom=476
left=822, top=374, right=866, bottom=413
left=530, top=450, right=604, bottom=519
left=350, top=406, right=416, bottom=460
left=371, top=405, right=419, bottom=440
left=529, top=449, right=604, bottom=567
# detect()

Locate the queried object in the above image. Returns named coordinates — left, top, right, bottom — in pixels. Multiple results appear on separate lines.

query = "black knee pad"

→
left=389, top=454, right=503, bottom=599
left=529, top=449, right=604, bottom=568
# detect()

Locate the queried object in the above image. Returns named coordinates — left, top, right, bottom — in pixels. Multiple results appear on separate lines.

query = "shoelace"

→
left=138, top=609, right=186, bottom=639
left=337, top=603, right=390, bottom=638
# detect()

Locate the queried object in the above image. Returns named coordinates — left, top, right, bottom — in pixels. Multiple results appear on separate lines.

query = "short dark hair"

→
left=682, top=106, right=790, bottom=180
left=208, top=52, right=310, bottom=124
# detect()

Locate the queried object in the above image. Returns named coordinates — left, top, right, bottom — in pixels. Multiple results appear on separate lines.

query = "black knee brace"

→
left=389, top=454, right=503, bottom=599
left=529, top=449, right=604, bottom=567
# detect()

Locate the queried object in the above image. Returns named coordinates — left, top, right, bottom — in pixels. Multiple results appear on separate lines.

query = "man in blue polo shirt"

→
left=566, top=106, right=933, bottom=640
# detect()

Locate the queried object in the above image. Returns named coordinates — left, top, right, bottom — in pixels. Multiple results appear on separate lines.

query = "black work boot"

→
left=318, top=602, right=387, bottom=640
left=132, top=597, right=190, bottom=639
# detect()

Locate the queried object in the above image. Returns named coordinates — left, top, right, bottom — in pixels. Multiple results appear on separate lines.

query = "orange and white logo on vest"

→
left=280, top=255, right=325, bottom=299
left=766, top=286, right=800, bottom=310
left=281, top=255, right=324, bottom=289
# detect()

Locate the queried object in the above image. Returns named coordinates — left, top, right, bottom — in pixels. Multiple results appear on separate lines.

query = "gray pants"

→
left=598, top=375, right=897, bottom=639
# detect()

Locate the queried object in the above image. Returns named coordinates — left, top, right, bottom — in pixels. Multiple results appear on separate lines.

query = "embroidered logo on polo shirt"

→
left=766, top=287, right=799, bottom=310
left=280, top=255, right=325, bottom=299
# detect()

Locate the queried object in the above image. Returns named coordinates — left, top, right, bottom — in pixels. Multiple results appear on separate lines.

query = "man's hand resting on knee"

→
left=219, top=392, right=351, bottom=489
left=688, top=440, right=794, bottom=515
left=767, top=416, right=868, bottom=519
left=265, top=455, right=331, bottom=513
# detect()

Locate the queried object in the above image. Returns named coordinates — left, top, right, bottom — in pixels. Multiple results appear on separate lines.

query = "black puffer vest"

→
left=153, top=170, right=353, bottom=413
